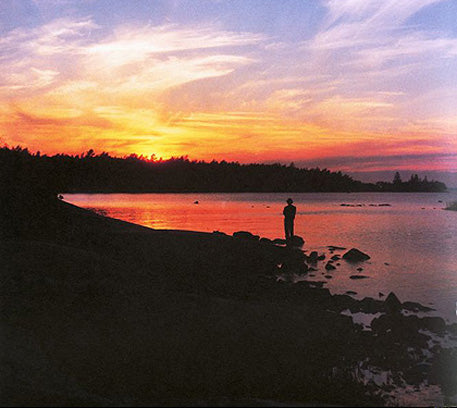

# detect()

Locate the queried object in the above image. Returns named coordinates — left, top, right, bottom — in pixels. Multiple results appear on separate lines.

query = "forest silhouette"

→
left=1, top=145, right=447, bottom=198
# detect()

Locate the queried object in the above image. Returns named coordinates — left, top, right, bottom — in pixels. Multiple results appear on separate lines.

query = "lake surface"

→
left=64, top=192, right=457, bottom=323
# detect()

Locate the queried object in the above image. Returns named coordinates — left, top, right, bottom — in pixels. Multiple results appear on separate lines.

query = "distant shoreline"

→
left=60, top=189, right=452, bottom=194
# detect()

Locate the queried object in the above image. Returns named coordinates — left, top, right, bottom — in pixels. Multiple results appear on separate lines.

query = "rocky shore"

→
left=1, top=199, right=456, bottom=406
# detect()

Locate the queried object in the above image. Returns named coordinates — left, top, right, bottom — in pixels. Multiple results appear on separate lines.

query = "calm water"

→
left=65, top=192, right=457, bottom=323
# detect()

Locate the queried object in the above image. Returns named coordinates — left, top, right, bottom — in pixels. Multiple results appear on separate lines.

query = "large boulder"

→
left=419, top=316, right=446, bottom=334
left=402, top=301, right=434, bottom=313
left=342, top=248, right=371, bottom=262
left=259, top=237, right=273, bottom=245
left=290, top=235, right=305, bottom=247
left=272, top=238, right=287, bottom=245
left=384, top=292, right=402, bottom=314
left=307, top=251, right=319, bottom=263
left=233, top=231, right=260, bottom=241
left=357, top=297, right=384, bottom=314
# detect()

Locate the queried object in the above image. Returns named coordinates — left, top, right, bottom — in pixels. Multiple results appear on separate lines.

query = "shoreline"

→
left=1, top=199, right=456, bottom=406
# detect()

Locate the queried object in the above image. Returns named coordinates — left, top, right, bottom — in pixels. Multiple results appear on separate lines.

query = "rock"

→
left=259, top=237, right=273, bottom=244
left=402, top=301, right=434, bottom=313
left=448, top=323, right=457, bottom=335
left=420, top=316, right=446, bottom=334
left=272, top=238, right=287, bottom=245
left=349, top=275, right=369, bottom=280
left=194, top=200, right=199, bottom=204
left=327, top=246, right=346, bottom=251
left=357, top=297, right=384, bottom=314
left=331, top=255, right=340, bottom=261
left=384, top=292, right=402, bottom=314
left=324, top=275, right=333, bottom=279
left=342, top=248, right=371, bottom=262
left=294, top=281, right=323, bottom=290
left=317, top=254, right=326, bottom=261
left=332, top=294, right=356, bottom=311
left=280, top=260, right=308, bottom=275
left=378, top=292, right=384, bottom=297
left=357, top=267, right=363, bottom=272
left=378, top=203, right=391, bottom=206
left=212, top=231, right=227, bottom=236
left=290, top=235, right=305, bottom=247
left=325, top=262, right=336, bottom=270
left=307, top=281, right=326, bottom=288
left=404, top=364, right=430, bottom=386
left=345, top=290, right=357, bottom=296
left=430, top=348, right=457, bottom=396
left=233, top=231, right=260, bottom=241
left=308, top=251, right=318, bottom=262
left=384, top=262, right=390, bottom=266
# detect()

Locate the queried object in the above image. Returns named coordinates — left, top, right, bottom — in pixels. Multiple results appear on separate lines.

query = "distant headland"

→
left=1, top=145, right=447, bottom=195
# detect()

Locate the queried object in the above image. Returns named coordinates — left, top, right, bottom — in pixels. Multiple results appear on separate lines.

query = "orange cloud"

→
left=1, top=11, right=456, bottom=174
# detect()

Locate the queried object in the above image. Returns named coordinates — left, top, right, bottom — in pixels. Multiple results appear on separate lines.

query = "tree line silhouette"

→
left=1, top=146, right=447, bottom=198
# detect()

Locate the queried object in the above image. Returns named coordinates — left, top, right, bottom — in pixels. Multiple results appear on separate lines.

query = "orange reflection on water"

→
left=65, top=192, right=457, bottom=322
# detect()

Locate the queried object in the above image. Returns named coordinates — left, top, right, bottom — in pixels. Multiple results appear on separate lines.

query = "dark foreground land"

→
left=1, top=197, right=457, bottom=406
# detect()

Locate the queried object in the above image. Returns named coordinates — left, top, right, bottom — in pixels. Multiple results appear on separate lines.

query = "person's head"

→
left=286, top=198, right=293, bottom=205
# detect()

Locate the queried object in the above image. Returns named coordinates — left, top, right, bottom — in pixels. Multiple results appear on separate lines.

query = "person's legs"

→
left=285, top=218, right=293, bottom=240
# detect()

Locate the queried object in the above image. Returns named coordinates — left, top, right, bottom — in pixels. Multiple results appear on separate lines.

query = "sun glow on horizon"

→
left=1, top=0, right=456, bottom=173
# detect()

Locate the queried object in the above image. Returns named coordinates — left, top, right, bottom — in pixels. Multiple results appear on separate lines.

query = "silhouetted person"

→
left=283, top=198, right=296, bottom=241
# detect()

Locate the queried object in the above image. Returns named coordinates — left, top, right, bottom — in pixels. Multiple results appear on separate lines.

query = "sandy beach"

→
left=1, top=198, right=456, bottom=406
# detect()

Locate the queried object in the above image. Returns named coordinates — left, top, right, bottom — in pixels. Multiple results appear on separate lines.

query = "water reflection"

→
left=66, top=192, right=457, bottom=322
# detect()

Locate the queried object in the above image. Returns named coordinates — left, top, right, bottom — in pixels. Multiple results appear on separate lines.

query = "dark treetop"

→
left=1, top=146, right=447, bottom=197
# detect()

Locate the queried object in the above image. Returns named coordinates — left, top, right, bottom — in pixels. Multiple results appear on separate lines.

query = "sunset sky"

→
left=1, top=0, right=457, bottom=181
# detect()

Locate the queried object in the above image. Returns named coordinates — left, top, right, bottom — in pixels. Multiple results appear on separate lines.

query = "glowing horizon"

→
left=1, top=0, right=457, bottom=174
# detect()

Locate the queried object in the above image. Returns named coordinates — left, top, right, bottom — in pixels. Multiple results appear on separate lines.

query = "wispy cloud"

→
left=0, top=16, right=264, bottom=156
left=1, top=1, right=456, bottom=174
